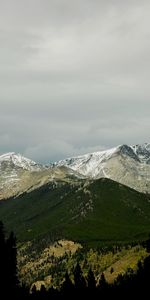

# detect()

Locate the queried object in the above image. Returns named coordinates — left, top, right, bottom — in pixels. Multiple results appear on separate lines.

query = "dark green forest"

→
left=1, top=178, right=150, bottom=246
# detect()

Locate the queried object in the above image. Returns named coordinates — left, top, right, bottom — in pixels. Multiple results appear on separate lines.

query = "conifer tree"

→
left=0, top=221, right=5, bottom=291
left=0, top=221, right=19, bottom=297
left=87, top=268, right=96, bottom=289
left=73, top=263, right=86, bottom=290
left=61, top=272, right=73, bottom=291
left=98, top=272, right=108, bottom=290
left=6, top=231, right=18, bottom=290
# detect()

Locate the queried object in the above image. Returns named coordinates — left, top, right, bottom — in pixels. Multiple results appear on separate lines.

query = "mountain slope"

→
left=0, top=152, right=43, bottom=171
left=54, top=143, right=150, bottom=193
left=0, top=152, right=84, bottom=200
left=0, top=178, right=150, bottom=246
left=0, top=152, right=43, bottom=199
left=0, top=143, right=149, bottom=199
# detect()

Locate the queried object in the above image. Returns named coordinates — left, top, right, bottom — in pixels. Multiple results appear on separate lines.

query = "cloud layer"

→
left=0, top=0, right=150, bottom=162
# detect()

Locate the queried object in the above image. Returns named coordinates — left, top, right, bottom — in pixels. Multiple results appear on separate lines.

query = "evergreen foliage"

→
left=0, top=178, right=150, bottom=247
left=0, top=222, right=18, bottom=297
left=87, top=268, right=96, bottom=289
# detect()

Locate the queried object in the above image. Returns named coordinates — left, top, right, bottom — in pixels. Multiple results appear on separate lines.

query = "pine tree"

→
left=6, top=231, right=18, bottom=291
left=0, top=221, right=5, bottom=291
left=73, top=263, right=86, bottom=290
left=0, top=221, right=5, bottom=245
left=87, top=268, right=96, bottom=289
left=61, top=272, right=73, bottom=291
left=0, top=221, right=19, bottom=297
left=98, top=272, right=108, bottom=290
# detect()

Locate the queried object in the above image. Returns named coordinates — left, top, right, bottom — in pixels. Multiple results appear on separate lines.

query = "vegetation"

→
left=17, top=239, right=148, bottom=289
left=0, top=178, right=150, bottom=247
left=0, top=221, right=19, bottom=296
left=1, top=178, right=150, bottom=297
left=1, top=220, right=150, bottom=299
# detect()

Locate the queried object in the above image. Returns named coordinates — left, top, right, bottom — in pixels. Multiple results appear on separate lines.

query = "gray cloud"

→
left=0, top=0, right=150, bottom=163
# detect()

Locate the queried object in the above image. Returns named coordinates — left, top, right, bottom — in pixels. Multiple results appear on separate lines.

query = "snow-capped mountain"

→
left=0, top=143, right=150, bottom=199
left=0, top=152, right=43, bottom=171
left=0, top=152, right=45, bottom=200
left=0, top=152, right=83, bottom=200
left=54, top=143, right=150, bottom=193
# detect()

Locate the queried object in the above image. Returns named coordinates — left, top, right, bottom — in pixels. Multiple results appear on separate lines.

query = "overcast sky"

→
left=0, top=0, right=150, bottom=163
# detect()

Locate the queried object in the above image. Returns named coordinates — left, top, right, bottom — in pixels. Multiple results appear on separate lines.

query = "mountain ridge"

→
left=54, top=143, right=150, bottom=193
left=0, top=177, right=150, bottom=245
left=0, top=142, right=150, bottom=198
left=55, top=143, right=150, bottom=168
left=0, top=152, right=43, bottom=170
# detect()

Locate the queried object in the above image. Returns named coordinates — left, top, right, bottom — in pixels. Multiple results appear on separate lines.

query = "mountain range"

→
left=0, top=142, right=149, bottom=244
left=0, top=143, right=149, bottom=200
left=54, top=143, right=150, bottom=193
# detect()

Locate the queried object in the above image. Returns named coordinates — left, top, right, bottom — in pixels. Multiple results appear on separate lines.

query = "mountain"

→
left=0, top=152, right=43, bottom=171
left=54, top=143, right=150, bottom=193
left=0, top=143, right=150, bottom=199
left=0, top=152, right=43, bottom=199
left=0, top=178, right=150, bottom=246
left=0, top=149, right=150, bottom=289
left=0, top=152, right=83, bottom=200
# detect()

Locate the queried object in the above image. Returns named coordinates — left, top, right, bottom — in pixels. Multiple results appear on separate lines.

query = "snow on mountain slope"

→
left=0, top=152, right=42, bottom=171
left=0, top=152, right=84, bottom=200
left=0, top=152, right=52, bottom=200
left=54, top=143, right=150, bottom=193
left=0, top=152, right=45, bottom=199
left=55, top=144, right=141, bottom=176
left=131, top=144, right=150, bottom=163
left=0, top=143, right=150, bottom=199
left=55, top=146, right=119, bottom=177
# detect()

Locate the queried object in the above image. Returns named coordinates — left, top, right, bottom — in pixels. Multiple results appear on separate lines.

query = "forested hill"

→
left=0, top=178, right=150, bottom=246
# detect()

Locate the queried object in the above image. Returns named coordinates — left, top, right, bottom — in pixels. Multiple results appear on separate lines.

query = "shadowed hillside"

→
left=0, top=178, right=150, bottom=246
